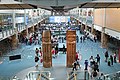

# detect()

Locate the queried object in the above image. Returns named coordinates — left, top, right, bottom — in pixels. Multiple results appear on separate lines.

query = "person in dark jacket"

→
left=63, top=44, right=66, bottom=54
left=84, top=60, right=88, bottom=70
left=110, top=55, right=113, bottom=66
left=104, top=51, right=109, bottom=62
left=72, top=60, right=77, bottom=71
left=96, top=54, right=100, bottom=65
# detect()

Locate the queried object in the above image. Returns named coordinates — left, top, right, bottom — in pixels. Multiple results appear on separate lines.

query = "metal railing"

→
left=104, top=71, right=120, bottom=80
left=24, top=70, right=51, bottom=80
left=67, top=70, right=91, bottom=80
left=0, top=14, right=50, bottom=41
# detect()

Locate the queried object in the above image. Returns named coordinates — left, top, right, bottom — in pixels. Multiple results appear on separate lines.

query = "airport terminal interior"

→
left=0, top=0, right=120, bottom=80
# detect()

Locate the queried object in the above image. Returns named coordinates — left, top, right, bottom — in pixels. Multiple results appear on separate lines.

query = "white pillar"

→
left=24, top=9, right=28, bottom=37
left=101, top=8, right=108, bottom=48
left=13, top=10, right=16, bottom=29
left=91, top=8, right=95, bottom=34
left=12, top=10, right=18, bottom=45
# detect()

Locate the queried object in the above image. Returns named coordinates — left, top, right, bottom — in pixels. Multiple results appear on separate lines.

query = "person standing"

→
left=55, top=45, right=58, bottom=58
left=96, top=54, right=100, bottom=65
left=110, top=55, right=113, bottom=66
left=104, top=51, right=109, bottom=62
left=76, top=51, right=79, bottom=61
left=89, top=56, right=94, bottom=67
left=63, top=44, right=66, bottom=54
left=51, top=47, right=55, bottom=58
left=35, top=48, right=39, bottom=56
left=84, top=60, right=88, bottom=70
left=113, top=52, right=117, bottom=63
left=35, top=55, right=39, bottom=67
left=93, top=62, right=99, bottom=72
left=94, top=35, right=97, bottom=43
left=29, top=37, right=32, bottom=45
left=76, top=35, right=79, bottom=43
left=39, top=47, right=42, bottom=57
left=108, top=57, right=111, bottom=66
left=80, top=36, right=82, bottom=43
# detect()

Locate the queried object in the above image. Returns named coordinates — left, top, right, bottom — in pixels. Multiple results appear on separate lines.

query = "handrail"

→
left=0, top=14, right=50, bottom=41
left=67, top=71, right=77, bottom=80
left=24, top=70, right=51, bottom=80
left=67, top=70, right=91, bottom=80
left=103, top=71, right=120, bottom=80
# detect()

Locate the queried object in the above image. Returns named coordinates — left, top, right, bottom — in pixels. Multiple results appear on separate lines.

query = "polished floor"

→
left=0, top=31, right=120, bottom=80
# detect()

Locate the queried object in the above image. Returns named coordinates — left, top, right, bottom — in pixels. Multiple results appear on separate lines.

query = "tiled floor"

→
left=0, top=31, right=120, bottom=80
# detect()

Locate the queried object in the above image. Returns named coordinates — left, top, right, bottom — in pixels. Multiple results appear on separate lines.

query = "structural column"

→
left=91, top=24, right=96, bottom=35
left=101, top=27, right=108, bottom=48
left=101, top=8, right=108, bottom=48
left=91, top=8, right=95, bottom=35
left=29, top=26, right=34, bottom=33
left=11, top=35, right=18, bottom=49
left=119, top=48, right=120, bottom=63
left=51, top=10, right=54, bottom=16
left=24, top=9, right=28, bottom=37
left=66, top=30, right=76, bottom=67
left=42, top=30, right=52, bottom=68
left=85, top=25, right=88, bottom=31
left=22, top=30, right=27, bottom=38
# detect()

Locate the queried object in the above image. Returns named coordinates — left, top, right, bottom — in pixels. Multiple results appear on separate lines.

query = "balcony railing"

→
left=24, top=70, right=51, bottom=80
left=69, top=13, right=93, bottom=27
left=0, top=14, right=50, bottom=41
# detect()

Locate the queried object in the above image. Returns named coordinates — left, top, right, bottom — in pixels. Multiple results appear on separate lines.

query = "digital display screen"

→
left=49, top=16, right=70, bottom=23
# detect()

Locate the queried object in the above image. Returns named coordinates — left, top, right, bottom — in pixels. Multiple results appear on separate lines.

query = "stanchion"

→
left=87, top=71, right=89, bottom=80
left=84, top=70, right=87, bottom=80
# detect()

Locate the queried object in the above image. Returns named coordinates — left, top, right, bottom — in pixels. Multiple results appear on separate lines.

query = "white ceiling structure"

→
left=0, top=0, right=37, bottom=9
left=79, top=1, right=120, bottom=8
left=0, top=0, right=120, bottom=10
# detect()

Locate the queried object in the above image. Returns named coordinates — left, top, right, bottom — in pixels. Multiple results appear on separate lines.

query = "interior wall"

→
left=94, top=8, right=120, bottom=32
left=94, top=9, right=105, bottom=27
left=106, top=8, right=120, bottom=32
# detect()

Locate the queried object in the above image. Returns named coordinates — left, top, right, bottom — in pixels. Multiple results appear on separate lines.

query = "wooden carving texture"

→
left=66, top=30, right=76, bottom=67
left=42, top=30, right=52, bottom=68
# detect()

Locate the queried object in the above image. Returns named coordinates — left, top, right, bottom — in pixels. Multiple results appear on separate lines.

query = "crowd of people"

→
left=79, top=32, right=97, bottom=43
left=82, top=50, right=118, bottom=79
left=22, top=32, right=42, bottom=46
left=104, top=51, right=117, bottom=66
left=20, top=29, right=118, bottom=80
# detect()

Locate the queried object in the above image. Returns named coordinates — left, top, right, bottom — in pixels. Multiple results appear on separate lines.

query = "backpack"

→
left=35, top=56, right=39, bottom=62
left=93, top=71, right=97, bottom=77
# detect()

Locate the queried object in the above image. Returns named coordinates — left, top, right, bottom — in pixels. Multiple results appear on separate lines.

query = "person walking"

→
left=104, top=51, right=109, bottom=62
left=110, top=55, right=113, bottom=66
left=72, top=60, right=77, bottom=71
